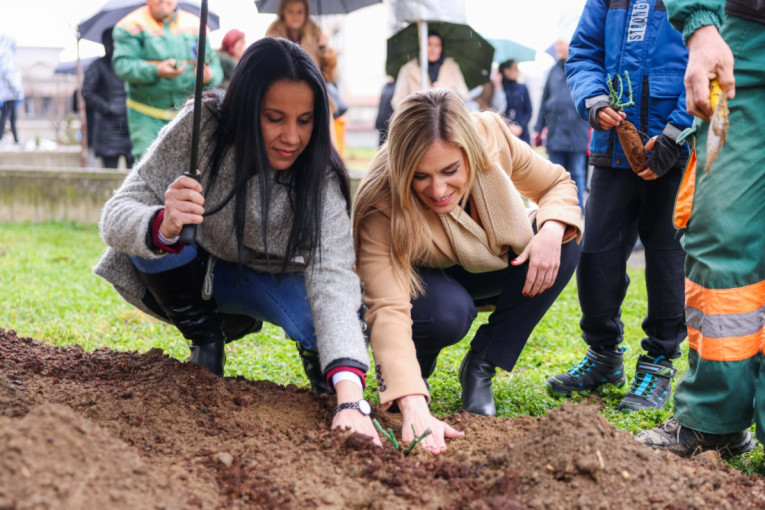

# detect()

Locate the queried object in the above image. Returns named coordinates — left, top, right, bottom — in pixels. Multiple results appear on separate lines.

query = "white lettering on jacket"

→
left=627, top=0, right=650, bottom=42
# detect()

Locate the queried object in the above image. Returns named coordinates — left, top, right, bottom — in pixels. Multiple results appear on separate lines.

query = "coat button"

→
left=616, top=159, right=622, bottom=165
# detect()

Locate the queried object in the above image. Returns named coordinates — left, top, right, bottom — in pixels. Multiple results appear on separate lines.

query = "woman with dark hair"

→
left=95, top=38, right=380, bottom=445
left=354, top=89, right=581, bottom=454
left=391, top=30, right=470, bottom=110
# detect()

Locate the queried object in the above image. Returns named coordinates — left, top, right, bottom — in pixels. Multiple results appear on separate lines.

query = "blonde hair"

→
left=353, top=89, right=492, bottom=297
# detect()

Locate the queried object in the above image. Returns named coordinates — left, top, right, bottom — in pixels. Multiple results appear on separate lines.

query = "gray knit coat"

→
left=94, top=94, right=369, bottom=374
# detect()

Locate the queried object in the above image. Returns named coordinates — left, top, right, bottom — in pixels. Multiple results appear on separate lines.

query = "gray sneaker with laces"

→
left=636, top=417, right=756, bottom=458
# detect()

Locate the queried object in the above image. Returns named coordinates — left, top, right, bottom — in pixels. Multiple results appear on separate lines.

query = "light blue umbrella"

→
left=488, top=38, right=536, bottom=64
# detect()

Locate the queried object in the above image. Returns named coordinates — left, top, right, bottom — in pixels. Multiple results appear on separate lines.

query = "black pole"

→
left=179, top=0, right=209, bottom=246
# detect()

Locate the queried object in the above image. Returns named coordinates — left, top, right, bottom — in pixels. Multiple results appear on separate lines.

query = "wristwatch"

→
left=335, top=399, right=372, bottom=416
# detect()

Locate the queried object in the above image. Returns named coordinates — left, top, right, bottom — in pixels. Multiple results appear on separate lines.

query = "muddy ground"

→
left=2, top=327, right=765, bottom=509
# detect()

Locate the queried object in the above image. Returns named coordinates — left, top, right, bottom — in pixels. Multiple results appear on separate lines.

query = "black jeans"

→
left=0, top=101, right=19, bottom=142
left=578, top=165, right=686, bottom=359
left=410, top=225, right=581, bottom=374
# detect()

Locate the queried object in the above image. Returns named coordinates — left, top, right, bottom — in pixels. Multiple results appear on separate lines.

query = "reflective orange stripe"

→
left=687, top=327, right=762, bottom=362
left=685, top=278, right=765, bottom=361
left=673, top=145, right=697, bottom=230
left=686, top=278, right=765, bottom=315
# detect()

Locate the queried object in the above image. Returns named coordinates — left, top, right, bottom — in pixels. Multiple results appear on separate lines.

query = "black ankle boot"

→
left=138, top=256, right=227, bottom=376
left=459, top=349, right=497, bottom=416
left=295, top=342, right=331, bottom=394
left=189, top=341, right=226, bottom=376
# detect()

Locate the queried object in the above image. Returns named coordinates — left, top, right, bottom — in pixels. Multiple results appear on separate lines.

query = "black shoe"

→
left=546, top=346, right=626, bottom=397
left=617, top=355, right=676, bottom=412
left=138, top=257, right=227, bottom=376
left=190, top=341, right=226, bottom=376
left=636, top=418, right=756, bottom=459
left=459, top=349, right=497, bottom=416
left=295, top=342, right=331, bottom=395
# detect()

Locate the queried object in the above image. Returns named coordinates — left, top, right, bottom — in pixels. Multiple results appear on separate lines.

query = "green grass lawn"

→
left=1, top=222, right=761, bottom=474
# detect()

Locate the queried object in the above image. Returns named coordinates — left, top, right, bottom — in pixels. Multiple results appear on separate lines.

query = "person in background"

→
left=95, top=37, right=380, bottom=447
left=375, top=76, right=396, bottom=146
left=83, top=28, right=134, bottom=169
left=320, top=45, right=349, bottom=158
left=547, top=0, right=693, bottom=413
left=467, top=69, right=507, bottom=114
left=391, top=30, right=470, bottom=110
left=218, top=29, right=245, bottom=89
left=637, top=0, right=761, bottom=459
left=0, top=34, right=23, bottom=146
left=265, top=0, right=326, bottom=67
left=499, top=59, right=532, bottom=144
left=533, top=38, right=590, bottom=208
left=353, top=89, right=581, bottom=454
left=112, top=0, right=223, bottom=161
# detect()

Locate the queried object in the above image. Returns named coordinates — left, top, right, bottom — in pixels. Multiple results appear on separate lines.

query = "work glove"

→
left=645, top=133, right=683, bottom=178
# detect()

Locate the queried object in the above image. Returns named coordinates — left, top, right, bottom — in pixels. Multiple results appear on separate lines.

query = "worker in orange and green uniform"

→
left=637, top=0, right=764, bottom=459
left=112, top=0, right=222, bottom=160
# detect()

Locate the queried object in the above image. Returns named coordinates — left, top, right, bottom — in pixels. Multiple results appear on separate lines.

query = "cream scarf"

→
left=438, top=162, right=534, bottom=272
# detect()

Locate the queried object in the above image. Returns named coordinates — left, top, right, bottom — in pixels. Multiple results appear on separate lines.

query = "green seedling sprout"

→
left=373, top=418, right=399, bottom=449
left=403, top=425, right=432, bottom=456
left=606, top=70, right=635, bottom=110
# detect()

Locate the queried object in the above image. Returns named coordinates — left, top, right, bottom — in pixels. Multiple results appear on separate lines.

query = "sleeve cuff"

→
left=150, top=209, right=184, bottom=254
left=326, top=366, right=367, bottom=393
left=682, top=9, right=723, bottom=43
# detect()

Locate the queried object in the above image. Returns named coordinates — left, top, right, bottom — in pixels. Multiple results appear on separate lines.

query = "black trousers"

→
left=0, top=101, right=19, bottom=142
left=578, top=165, right=686, bottom=359
left=411, top=225, right=581, bottom=374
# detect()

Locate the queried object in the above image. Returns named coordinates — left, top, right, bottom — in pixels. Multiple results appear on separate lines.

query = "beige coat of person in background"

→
left=391, top=31, right=470, bottom=110
left=265, top=0, right=326, bottom=66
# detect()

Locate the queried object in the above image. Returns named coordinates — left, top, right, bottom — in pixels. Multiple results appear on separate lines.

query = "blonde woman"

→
left=353, top=89, right=582, bottom=454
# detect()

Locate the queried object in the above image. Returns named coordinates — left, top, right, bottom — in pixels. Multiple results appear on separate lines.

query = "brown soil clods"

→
left=2, top=327, right=764, bottom=509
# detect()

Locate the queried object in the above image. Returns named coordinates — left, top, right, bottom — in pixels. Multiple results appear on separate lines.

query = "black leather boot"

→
left=138, top=256, right=227, bottom=376
left=295, top=342, right=331, bottom=394
left=459, top=349, right=497, bottom=416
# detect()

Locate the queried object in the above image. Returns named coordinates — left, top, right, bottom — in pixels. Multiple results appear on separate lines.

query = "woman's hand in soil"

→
left=161, top=174, right=205, bottom=238
left=596, top=106, right=625, bottom=130
left=332, top=411, right=382, bottom=448
left=398, top=395, right=463, bottom=455
left=685, top=25, right=735, bottom=120
left=511, top=220, right=565, bottom=297
left=332, top=380, right=383, bottom=448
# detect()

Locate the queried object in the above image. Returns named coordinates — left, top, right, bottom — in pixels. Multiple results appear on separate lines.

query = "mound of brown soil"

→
left=2, top=327, right=764, bottom=509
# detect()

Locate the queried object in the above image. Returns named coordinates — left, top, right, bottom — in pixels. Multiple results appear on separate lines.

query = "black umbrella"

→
left=179, top=0, right=209, bottom=245
left=254, top=0, right=380, bottom=15
left=77, top=0, right=220, bottom=43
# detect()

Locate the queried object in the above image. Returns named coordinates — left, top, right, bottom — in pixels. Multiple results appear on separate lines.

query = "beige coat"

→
left=391, top=57, right=470, bottom=110
left=355, top=113, right=582, bottom=407
left=265, top=18, right=324, bottom=67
